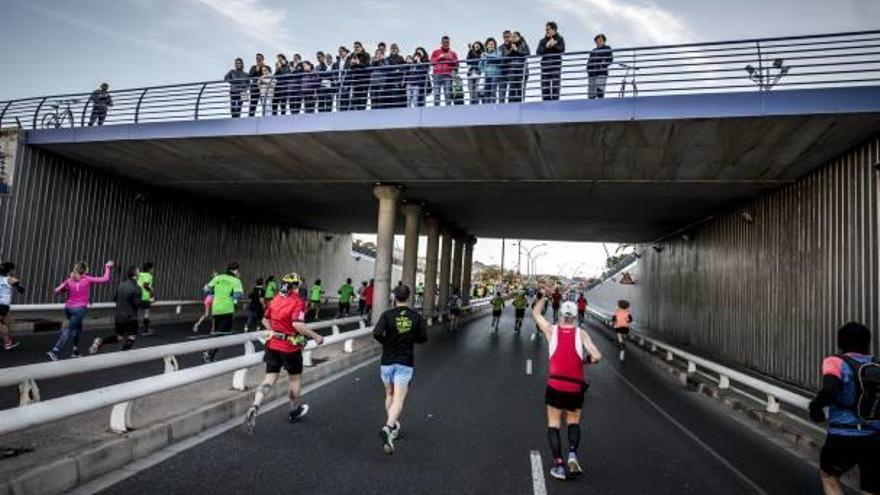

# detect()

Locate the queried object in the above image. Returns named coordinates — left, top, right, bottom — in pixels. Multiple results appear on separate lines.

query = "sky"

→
left=1, top=0, right=875, bottom=275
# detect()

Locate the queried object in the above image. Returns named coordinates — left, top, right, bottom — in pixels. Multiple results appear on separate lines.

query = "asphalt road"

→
left=0, top=307, right=356, bottom=409
left=94, top=310, right=827, bottom=495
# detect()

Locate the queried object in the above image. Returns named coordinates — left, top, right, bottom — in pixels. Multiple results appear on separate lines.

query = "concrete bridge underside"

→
left=27, top=86, right=880, bottom=241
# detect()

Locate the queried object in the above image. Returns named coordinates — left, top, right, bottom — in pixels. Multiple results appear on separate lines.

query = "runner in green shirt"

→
left=490, top=292, right=505, bottom=331
left=415, top=282, right=425, bottom=305
left=264, top=276, right=278, bottom=302
left=338, top=278, right=355, bottom=317
left=309, top=279, right=325, bottom=321
left=137, top=262, right=155, bottom=336
left=202, top=262, right=244, bottom=362
left=512, top=291, right=528, bottom=332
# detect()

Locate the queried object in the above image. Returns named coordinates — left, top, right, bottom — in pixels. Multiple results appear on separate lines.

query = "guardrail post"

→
left=303, top=350, right=313, bottom=367
left=650, top=343, right=657, bottom=352
left=638, top=337, right=645, bottom=347
left=719, top=375, right=730, bottom=389
left=766, top=394, right=780, bottom=413
left=332, top=325, right=340, bottom=336
left=232, top=340, right=256, bottom=391
left=164, top=355, right=179, bottom=373
left=18, top=379, right=41, bottom=406
left=111, top=353, right=180, bottom=433
left=176, top=305, right=182, bottom=315
left=687, top=361, right=696, bottom=374
left=666, top=350, right=674, bottom=361
left=344, top=338, right=354, bottom=354
left=358, top=321, right=365, bottom=330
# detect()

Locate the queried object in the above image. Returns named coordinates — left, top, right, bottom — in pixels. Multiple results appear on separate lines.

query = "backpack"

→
left=839, top=355, right=880, bottom=423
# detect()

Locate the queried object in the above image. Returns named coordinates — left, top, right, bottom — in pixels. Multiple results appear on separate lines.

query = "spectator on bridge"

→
left=272, top=54, right=291, bottom=115
left=289, top=54, right=304, bottom=114
left=247, top=53, right=269, bottom=117
left=480, top=38, right=504, bottom=104
left=332, top=46, right=351, bottom=111
left=0, top=261, right=24, bottom=351
left=430, top=35, right=459, bottom=106
left=224, top=58, right=249, bottom=118
left=809, top=322, right=879, bottom=495
left=373, top=284, right=428, bottom=454
left=316, top=52, right=334, bottom=113
left=386, top=44, right=407, bottom=108
left=370, top=49, right=390, bottom=109
left=348, top=42, right=372, bottom=111
left=88, top=83, right=113, bottom=126
left=89, top=266, right=142, bottom=355
left=465, top=41, right=484, bottom=105
left=49, top=260, right=114, bottom=361
left=587, top=34, right=613, bottom=99
left=498, top=31, right=515, bottom=103
left=300, top=61, right=319, bottom=113
left=406, top=51, right=430, bottom=107
left=536, top=21, right=566, bottom=101
left=451, top=68, right=465, bottom=105
left=378, top=42, right=387, bottom=55
left=508, top=31, right=531, bottom=102
left=258, top=65, right=275, bottom=116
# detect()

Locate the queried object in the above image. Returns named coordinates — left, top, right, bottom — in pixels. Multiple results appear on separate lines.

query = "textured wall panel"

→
left=0, top=145, right=365, bottom=304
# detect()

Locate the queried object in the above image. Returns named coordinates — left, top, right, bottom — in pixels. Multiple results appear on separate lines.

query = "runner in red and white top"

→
left=533, top=292, right=602, bottom=482
left=243, top=272, right=325, bottom=434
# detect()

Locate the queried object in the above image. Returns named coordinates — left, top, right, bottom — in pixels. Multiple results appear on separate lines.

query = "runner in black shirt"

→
left=90, top=266, right=142, bottom=354
left=373, top=284, right=427, bottom=454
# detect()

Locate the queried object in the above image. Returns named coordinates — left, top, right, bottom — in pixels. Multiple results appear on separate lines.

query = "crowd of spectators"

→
left=223, top=22, right=614, bottom=117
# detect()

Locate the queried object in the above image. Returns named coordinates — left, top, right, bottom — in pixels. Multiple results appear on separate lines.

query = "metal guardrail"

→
left=0, top=300, right=492, bottom=435
left=2, top=30, right=878, bottom=130
left=9, top=299, right=201, bottom=313
left=585, top=307, right=811, bottom=413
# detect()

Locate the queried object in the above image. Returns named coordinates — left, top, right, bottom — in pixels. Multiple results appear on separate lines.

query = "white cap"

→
left=560, top=301, right=578, bottom=319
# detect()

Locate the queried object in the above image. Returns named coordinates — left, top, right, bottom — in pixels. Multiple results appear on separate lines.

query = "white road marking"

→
left=530, top=449, right=548, bottom=495
left=607, top=365, right=771, bottom=495
left=68, top=356, right=381, bottom=495
left=526, top=359, right=533, bottom=375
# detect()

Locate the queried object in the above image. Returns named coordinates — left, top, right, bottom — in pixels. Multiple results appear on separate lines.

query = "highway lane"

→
left=94, top=309, right=826, bottom=495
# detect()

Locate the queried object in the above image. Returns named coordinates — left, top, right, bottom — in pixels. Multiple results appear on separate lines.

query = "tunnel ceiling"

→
left=28, top=88, right=880, bottom=242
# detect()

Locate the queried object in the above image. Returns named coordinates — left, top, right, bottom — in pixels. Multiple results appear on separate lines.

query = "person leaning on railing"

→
left=348, top=41, right=372, bottom=111
left=224, top=58, right=248, bottom=118
left=247, top=54, right=269, bottom=117
left=331, top=47, right=351, bottom=112
left=272, top=54, right=292, bottom=115
left=88, top=83, right=113, bottom=126
left=430, top=35, right=459, bottom=106
left=465, top=41, right=484, bottom=105
left=406, top=52, right=430, bottom=107
left=316, top=51, right=334, bottom=113
left=536, top=21, right=566, bottom=101
left=480, top=38, right=505, bottom=104
left=386, top=44, right=408, bottom=108
left=587, top=34, right=613, bottom=99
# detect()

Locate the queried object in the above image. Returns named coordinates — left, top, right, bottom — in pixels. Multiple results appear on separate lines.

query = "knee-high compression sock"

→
left=143, top=318, right=151, bottom=332
left=122, top=338, right=135, bottom=351
left=568, top=424, right=581, bottom=453
left=547, top=427, right=563, bottom=464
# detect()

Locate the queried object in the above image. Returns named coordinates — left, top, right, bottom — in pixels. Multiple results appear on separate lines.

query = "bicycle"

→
left=41, top=99, right=80, bottom=129
left=617, top=63, right=639, bottom=98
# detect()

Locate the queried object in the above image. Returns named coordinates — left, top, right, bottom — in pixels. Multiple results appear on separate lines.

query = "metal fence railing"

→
left=2, top=30, right=879, bottom=131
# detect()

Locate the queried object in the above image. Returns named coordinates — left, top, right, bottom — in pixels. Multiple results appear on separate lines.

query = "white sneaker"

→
left=89, top=338, right=102, bottom=355
left=567, top=452, right=583, bottom=476
left=619, top=349, right=626, bottom=362
left=380, top=425, right=395, bottom=454
left=391, top=421, right=401, bottom=440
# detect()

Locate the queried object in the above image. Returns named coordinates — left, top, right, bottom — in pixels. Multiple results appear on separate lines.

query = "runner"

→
left=337, top=278, right=355, bottom=317
left=90, top=266, right=142, bottom=354
left=533, top=295, right=602, bottom=481
left=512, top=290, right=528, bottom=333
left=309, top=279, right=324, bottom=321
left=264, top=275, right=278, bottom=305
left=415, top=282, right=425, bottom=306
left=357, top=281, right=368, bottom=316
left=137, top=262, right=155, bottom=336
left=551, top=287, right=563, bottom=323
left=364, top=279, right=375, bottom=323
left=576, top=293, right=588, bottom=326
left=373, top=284, right=428, bottom=454
left=244, top=278, right=266, bottom=332
left=447, top=288, right=463, bottom=332
left=808, top=322, right=879, bottom=495
left=243, top=273, right=325, bottom=433
left=490, top=291, right=505, bottom=331
left=611, top=300, right=632, bottom=362
left=202, top=262, right=244, bottom=363
left=531, top=291, right=549, bottom=342
left=49, top=260, right=113, bottom=361
left=193, top=272, right=217, bottom=333
left=0, top=262, right=24, bottom=350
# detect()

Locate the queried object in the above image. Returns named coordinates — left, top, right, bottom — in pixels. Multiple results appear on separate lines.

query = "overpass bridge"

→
left=0, top=29, right=879, bottom=494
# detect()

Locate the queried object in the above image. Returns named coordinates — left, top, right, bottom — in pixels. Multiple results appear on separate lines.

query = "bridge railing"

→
left=585, top=307, right=812, bottom=415
left=0, top=300, right=492, bottom=435
left=1, top=30, right=878, bottom=130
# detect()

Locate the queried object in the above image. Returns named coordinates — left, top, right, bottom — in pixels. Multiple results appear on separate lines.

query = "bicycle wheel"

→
left=41, top=113, right=59, bottom=129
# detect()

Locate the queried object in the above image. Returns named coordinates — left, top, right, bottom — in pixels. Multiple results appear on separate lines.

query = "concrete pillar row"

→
left=400, top=203, right=422, bottom=302
left=423, top=216, right=441, bottom=317
left=462, top=236, right=477, bottom=305
left=372, top=185, right=400, bottom=318
left=451, top=234, right=465, bottom=298
left=437, top=227, right=453, bottom=316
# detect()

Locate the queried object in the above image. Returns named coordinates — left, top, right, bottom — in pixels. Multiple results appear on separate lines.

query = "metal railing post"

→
left=232, top=340, right=256, bottom=390
left=134, top=88, right=149, bottom=124
left=32, top=96, right=48, bottom=129
left=195, top=83, right=208, bottom=121
left=80, top=99, right=90, bottom=127
left=0, top=100, right=11, bottom=128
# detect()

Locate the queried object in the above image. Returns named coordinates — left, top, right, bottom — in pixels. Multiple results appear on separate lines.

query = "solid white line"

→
left=606, top=365, right=771, bottom=495
left=67, top=356, right=381, bottom=495
left=529, top=449, right=548, bottom=495
left=526, top=359, right=533, bottom=375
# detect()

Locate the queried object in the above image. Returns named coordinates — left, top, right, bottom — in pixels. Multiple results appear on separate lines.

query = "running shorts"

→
left=380, top=363, right=414, bottom=386
left=213, top=313, right=234, bottom=333
left=114, top=319, right=138, bottom=336
left=492, top=310, right=502, bottom=317
left=264, top=348, right=303, bottom=375
left=578, top=309, right=585, bottom=317
left=450, top=308, right=462, bottom=317
left=515, top=309, right=525, bottom=319
left=203, top=296, right=213, bottom=310
left=820, top=433, right=880, bottom=491
left=0, top=304, right=9, bottom=317
left=140, top=300, right=153, bottom=310
left=545, top=385, right=585, bottom=412
left=615, top=326, right=630, bottom=335
left=339, top=302, right=351, bottom=313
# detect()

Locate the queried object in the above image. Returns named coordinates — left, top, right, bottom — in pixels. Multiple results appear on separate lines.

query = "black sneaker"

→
left=242, top=406, right=258, bottom=434
left=288, top=404, right=309, bottom=423
left=380, top=425, right=395, bottom=454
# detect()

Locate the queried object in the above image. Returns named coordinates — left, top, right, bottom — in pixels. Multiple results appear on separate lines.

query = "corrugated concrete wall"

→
left=0, top=145, right=369, bottom=303
left=596, top=136, right=879, bottom=390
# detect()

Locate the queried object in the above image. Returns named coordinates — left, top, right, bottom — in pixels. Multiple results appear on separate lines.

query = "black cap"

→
left=393, top=284, right=411, bottom=302
left=838, top=322, right=871, bottom=354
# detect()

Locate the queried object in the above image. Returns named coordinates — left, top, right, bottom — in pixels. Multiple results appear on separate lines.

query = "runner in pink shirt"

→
left=48, top=260, right=113, bottom=360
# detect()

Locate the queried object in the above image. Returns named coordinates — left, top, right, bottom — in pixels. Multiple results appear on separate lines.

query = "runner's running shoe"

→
left=567, top=452, right=583, bottom=477
left=242, top=406, right=258, bottom=434
left=619, top=349, right=626, bottom=362
left=90, top=338, right=102, bottom=355
left=550, top=464, right=567, bottom=480
left=47, top=350, right=58, bottom=361
left=4, top=342, right=21, bottom=351
left=288, top=404, right=309, bottom=423
left=380, top=425, right=395, bottom=454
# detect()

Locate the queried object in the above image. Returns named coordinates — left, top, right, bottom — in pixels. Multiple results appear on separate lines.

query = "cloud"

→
left=192, top=0, right=295, bottom=47
left=540, top=0, right=692, bottom=45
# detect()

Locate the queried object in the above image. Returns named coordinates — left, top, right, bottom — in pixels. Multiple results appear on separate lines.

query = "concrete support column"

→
left=451, top=235, right=464, bottom=297
left=462, top=236, right=476, bottom=305
left=372, top=185, right=400, bottom=318
left=401, top=203, right=422, bottom=302
left=423, top=216, right=440, bottom=317
left=438, top=227, right=453, bottom=314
